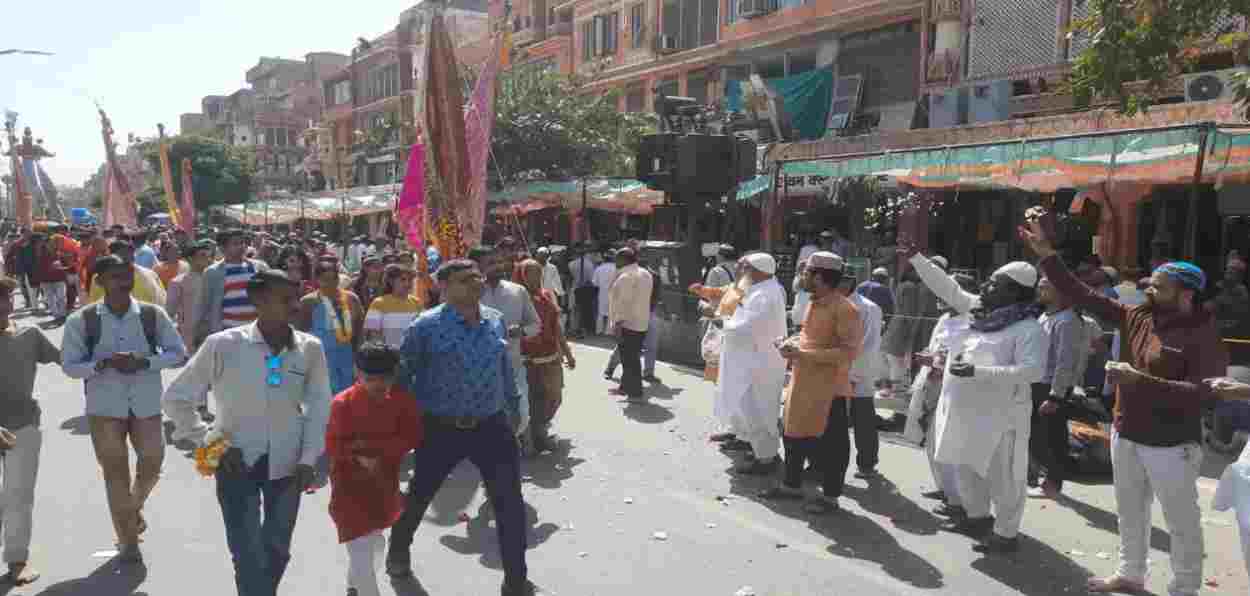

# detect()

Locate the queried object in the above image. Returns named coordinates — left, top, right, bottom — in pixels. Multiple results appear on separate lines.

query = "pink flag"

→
left=179, top=158, right=196, bottom=235
left=396, top=143, right=426, bottom=250
left=461, top=32, right=504, bottom=247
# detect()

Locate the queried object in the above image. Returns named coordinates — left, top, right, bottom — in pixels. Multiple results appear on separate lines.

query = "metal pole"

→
left=1184, top=124, right=1212, bottom=261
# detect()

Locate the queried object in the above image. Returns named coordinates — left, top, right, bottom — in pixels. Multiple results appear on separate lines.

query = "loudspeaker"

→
left=637, top=133, right=679, bottom=191
left=733, top=135, right=757, bottom=182
left=676, top=134, right=733, bottom=195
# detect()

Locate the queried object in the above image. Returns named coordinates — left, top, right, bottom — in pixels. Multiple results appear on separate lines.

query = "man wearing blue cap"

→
left=1021, top=214, right=1227, bottom=596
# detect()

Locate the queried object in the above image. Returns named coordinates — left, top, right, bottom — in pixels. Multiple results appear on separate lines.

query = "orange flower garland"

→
left=194, top=436, right=231, bottom=477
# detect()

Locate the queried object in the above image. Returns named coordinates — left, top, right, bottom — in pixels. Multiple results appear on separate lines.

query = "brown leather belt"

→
left=425, top=411, right=501, bottom=431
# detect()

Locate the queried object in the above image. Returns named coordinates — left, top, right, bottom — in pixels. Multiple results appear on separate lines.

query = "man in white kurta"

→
left=908, top=252, right=1048, bottom=553
left=718, top=252, right=789, bottom=473
left=593, top=256, right=618, bottom=335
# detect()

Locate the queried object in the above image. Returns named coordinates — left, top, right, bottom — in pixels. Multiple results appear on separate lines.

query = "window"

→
left=726, top=0, right=738, bottom=24
left=332, top=80, right=352, bottom=105
left=581, top=13, right=620, bottom=61
left=662, top=0, right=717, bottom=51
left=630, top=4, right=646, bottom=49
left=582, top=20, right=595, bottom=61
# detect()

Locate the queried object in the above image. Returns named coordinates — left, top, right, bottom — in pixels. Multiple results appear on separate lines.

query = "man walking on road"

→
left=1020, top=213, right=1227, bottom=596
left=843, top=274, right=885, bottom=480
left=722, top=252, right=789, bottom=475
left=61, top=255, right=187, bottom=564
left=200, top=229, right=270, bottom=335
left=473, top=245, right=540, bottom=438
left=163, top=269, right=331, bottom=596
left=387, top=259, right=537, bottom=596
left=607, top=248, right=653, bottom=403
left=166, top=241, right=218, bottom=427
left=0, top=274, right=60, bottom=585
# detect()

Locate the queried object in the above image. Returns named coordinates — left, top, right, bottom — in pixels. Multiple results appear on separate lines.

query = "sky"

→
left=2, top=0, right=415, bottom=187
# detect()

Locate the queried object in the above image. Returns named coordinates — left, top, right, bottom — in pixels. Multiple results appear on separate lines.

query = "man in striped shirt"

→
left=200, top=230, right=269, bottom=335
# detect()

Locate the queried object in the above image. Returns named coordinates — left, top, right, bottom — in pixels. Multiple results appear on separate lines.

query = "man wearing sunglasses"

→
left=163, top=269, right=332, bottom=596
left=387, top=259, right=537, bottom=596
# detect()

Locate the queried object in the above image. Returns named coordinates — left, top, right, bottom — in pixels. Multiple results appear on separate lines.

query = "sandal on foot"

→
left=5, top=563, right=39, bottom=586
left=1086, top=575, right=1145, bottom=594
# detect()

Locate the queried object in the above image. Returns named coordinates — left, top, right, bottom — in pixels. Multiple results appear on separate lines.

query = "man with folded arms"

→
left=1020, top=214, right=1226, bottom=596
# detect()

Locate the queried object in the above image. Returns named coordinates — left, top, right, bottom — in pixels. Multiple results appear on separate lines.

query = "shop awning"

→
left=212, top=193, right=399, bottom=226
left=489, top=175, right=773, bottom=217
left=776, top=124, right=1250, bottom=194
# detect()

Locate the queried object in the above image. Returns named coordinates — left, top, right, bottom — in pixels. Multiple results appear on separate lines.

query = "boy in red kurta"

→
left=326, top=342, right=423, bottom=596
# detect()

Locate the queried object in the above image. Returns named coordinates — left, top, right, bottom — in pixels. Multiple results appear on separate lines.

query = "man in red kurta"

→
left=518, top=259, right=576, bottom=455
left=326, top=342, right=422, bottom=596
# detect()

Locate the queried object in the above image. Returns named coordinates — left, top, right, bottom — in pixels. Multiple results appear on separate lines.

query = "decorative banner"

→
left=98, top=108, right=138, bottom=229
left=396, top=142, right=427, bottom=251
left=35, top=163, right=65, bottom=221
left=461, top=29, right=505, bottom=249
left=179, top=158, right=196, bottom=234
left=10, top=154, right=30, bottom=227
left=422, top=7, right=471, bottom=259
left=157, top=125, right=182, bottom=228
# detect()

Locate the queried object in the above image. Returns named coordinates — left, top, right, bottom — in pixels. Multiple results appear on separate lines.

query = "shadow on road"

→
left=969, top=534, right=1096, bottom=596
left=819, top=511, right=946, bottom=590
left=437, top=500, right=559, bottom=571
left=59, top=416, right=89, bottom=436
left=389, top=575, right=432, bottom=596
left=34, top=557, right=148, bottom=595
left=424, top=462, right=486, bottom=528
left=643, top=380, right=684, bottom=401
left=842, top=478, right=941, bottom=536
left=1058, top=493, right=1173, bottom=552
left=622, top=402, right=674, bottom=425
left=522, top=438, right=585, bottom=490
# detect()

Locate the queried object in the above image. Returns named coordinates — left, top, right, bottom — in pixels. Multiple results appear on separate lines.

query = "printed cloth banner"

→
left=158, top=139, right=182, bottom=228
left=422, top=8, right=470, bottom=259
left=396, top=143, right=427, bottom=251
left=462, top=30, right=505, bottom=248
left=180, top=158, right=196, bottom=234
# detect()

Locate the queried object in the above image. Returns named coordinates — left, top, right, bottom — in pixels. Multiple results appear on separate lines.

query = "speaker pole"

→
left=682, top=192, right=705, bottom=289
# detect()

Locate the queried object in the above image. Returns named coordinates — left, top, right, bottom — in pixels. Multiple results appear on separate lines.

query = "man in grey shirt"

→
left=1029, top=275, right=1090, bottom=499
left=471, top=245, right=540, bottom=436
left=0, top=275, right=59, bottom=585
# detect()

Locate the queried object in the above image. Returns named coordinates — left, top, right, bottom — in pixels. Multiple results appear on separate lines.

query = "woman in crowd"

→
left=363, top=264, right=424, bottom=350
left=281, top=247, right=318, bottom=296
left=352, top=256, right=386, bottom=310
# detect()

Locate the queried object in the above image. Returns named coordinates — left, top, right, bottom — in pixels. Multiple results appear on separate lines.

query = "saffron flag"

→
left=157, top=132, right=182, bottom=228
left=98, top=108, right=138, bottom=229
left=179, top=158, right=196, bottom=234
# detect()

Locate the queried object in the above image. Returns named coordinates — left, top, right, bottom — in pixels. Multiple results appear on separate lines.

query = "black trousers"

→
left=618, top=328, right=645, bottom=398
left=850, top=397, right=880, bottom=472
left=387, top=413, right=527, bottom=584
left=574, top=287, right=598, bottom=334
left=1029, top=382, right=1072, bottom=489
left=783, top=398, right=852, bottom=498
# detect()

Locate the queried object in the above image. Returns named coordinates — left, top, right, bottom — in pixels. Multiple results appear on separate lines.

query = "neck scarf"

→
left=320, top=290, right=353, bottom=344
left=970, top=301, right=1042, bottom=333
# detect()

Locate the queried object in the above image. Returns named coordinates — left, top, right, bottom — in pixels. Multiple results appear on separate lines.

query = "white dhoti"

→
left=927, top=416, right=963, bottom=506
left=956, top=428, right=1029, bottom=538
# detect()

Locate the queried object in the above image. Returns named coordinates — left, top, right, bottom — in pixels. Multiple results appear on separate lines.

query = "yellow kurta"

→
left=782, top=292, right=863, bottom=438
left=85, top=267, right=168, bottom=306
left=690, top=284, right=746, bottom=382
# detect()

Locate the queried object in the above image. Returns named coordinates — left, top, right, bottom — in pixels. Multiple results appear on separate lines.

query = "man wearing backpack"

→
left=60, top=255, right=187, bottom=564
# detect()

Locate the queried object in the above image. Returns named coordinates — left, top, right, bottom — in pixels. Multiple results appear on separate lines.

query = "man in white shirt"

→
left=720, top=252, right=789, bottom=474
left=535, top=247, right=565, bottom=300
left=61, top=255, right=187, bottom=564
left=842, top=274, right=885, bottom=479
left=907, top=250, right=1047, bottom=555
left=593, top=251, right=618, bottom=335
left=163, top=269, right=331, bottom=596
left=608, top=248, right=653, bottom=403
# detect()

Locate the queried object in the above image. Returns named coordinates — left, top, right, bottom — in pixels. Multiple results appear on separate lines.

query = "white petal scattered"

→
left=624, top=497, right=635, bottom=504
left=560, top=496, right=570, bottom=501
left=91, top=550, right=119, bottom=558
left=735, top=587, right=757, bottom=596
left=1095, top=552, right=1111, bottom=560
left=652, top=531, right=669, bottom=541
left=705, top=522, right=718, bottom=528
left=1068, top=549, right=1086, bottom=556
left=577, top=551, right=589, bottom=558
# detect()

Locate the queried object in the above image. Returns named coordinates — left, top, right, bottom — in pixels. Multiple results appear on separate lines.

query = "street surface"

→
left=9, top=315, right=1249, bottom=596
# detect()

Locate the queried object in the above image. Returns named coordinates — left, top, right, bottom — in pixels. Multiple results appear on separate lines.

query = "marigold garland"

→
left=194, top=436, right=231, bottom=477
left=321, top=290, right=353, bottom=344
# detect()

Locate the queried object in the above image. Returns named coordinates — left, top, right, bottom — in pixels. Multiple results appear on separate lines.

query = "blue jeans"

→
left=606, top=312, right=658, bottom=377
left=387, top=412, right=527, bottom=585
left=215, top=455, right=303, bottom=596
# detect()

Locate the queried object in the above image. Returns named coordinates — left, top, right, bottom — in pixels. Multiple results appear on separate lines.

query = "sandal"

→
left=1086, top=575, right=1145, bottom=594
left=803, top=497, right=840, bottom=515
left=5, top=562, right=39, bottom=586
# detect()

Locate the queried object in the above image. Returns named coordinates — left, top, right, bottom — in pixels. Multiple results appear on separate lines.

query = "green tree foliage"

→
left=491, top=68, right=655, bottom=184
left=138, top=135, right=256, bottom=216
left=1069, top=0, right=1250, bottom=114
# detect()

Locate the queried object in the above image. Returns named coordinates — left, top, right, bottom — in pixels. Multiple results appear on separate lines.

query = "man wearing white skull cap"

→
left=716, top=252, right=789, bottom=475
left=904, top=249, right=1048, bottom=554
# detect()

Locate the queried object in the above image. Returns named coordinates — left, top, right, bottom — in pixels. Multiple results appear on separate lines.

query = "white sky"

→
left=2, top=0, right=415, bottom=186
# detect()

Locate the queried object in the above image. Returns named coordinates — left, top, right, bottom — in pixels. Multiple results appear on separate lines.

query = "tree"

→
left=1069, top=0, right=1250, bottom=114
left=491, top=68, right=655, bottom=184
left=138, top=134, right=256, bottom=216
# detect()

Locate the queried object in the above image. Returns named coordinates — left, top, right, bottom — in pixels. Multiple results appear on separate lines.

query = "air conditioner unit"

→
left=1184, top=68, right=1249, bottom=103
left=739, top=0, right=776, bottom=19
left=657, top=35, right=679, bottom=54
left=968, top=80, right=1013, bottom=124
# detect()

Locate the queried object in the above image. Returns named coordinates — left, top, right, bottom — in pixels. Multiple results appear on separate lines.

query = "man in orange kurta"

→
left=763, top=251, right=862, bottom=514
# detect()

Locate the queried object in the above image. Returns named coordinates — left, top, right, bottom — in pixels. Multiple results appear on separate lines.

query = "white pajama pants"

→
left=926, top=417, right=962, bottom=506
left=1111, top=433, right=1203, bottom=596
left=0, top=426, right=41, bottom=564
left=885, top=353, right=911, bottom=385
left=731, top=387, right=781, bottom=461
left=957, top=429, right=1028, bottom=539
left=345, top=530, right=387, bottom=596
left=39, top=282, right=65, bottom=318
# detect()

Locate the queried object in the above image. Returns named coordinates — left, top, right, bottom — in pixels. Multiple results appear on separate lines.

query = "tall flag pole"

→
left=97, top=106, right=138, bottom=229
left=179, top=157, right=196, bottom=235
left=157, top=124, right=182, bottom=228
left=4, top=111, right=32, bottom=227
left=422, top=5, right=471, bottom=259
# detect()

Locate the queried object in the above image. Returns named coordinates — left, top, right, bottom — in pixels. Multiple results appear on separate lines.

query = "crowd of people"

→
left=1, top=210, right=1250, bottom=595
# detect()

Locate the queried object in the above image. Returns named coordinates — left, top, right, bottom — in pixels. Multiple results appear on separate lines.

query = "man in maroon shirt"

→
left=1020, top=213, right=1226, bottom=596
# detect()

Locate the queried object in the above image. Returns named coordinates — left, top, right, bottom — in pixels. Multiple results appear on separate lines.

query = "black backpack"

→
left=82, top=303, right=160, bottom=360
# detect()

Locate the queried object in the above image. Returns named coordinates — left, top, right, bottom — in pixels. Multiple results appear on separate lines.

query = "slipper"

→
left=5, top=563, right=39, bottom=586
left=1086, top=575, right=1145, bottom=594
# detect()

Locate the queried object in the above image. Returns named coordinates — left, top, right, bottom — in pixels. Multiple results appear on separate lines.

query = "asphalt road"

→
left=7, top=316, right=1248, bottom=596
